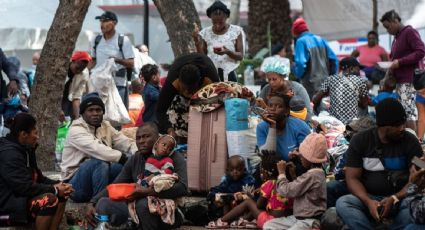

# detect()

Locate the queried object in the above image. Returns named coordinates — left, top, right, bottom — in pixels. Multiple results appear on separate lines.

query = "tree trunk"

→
left=372, top=0, right=378, bottom=32
left=229, top=0, right=242, bottom=25
left=248, top=0, right=292, bottom=56
left=153, top=0, right=201, bottom=57
left=29, top=0, right=91, bottom=171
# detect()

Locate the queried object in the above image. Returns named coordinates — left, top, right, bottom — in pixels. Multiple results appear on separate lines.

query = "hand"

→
left=234, top=192, right=244, bottom=201
left=85, top=203, right=97, bottom=228
left=126, top=184, right=152, bottom=202
left=277, top=160, right=287, bottom=175
left=260, top=111, right=277, bottom=128
left=288, top=149, right=299, bottom=160
left=366, top=199, right=381, bottom=221
left=54, top=182, right=72, bottom=198
left=379, top=197, right=394, bottom=219
left=286, top=161, right=297, bottom=180
left=214, top=46, right=229, bottom=56
left=7, top=80, right=18, bottom=95
left=390, top=60, right=399, bottom=70
left=255, top=98, right=267, bottom=109
left=409, top=165, right=425, bottom=188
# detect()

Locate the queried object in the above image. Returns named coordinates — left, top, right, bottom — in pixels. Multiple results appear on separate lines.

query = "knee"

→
left=30, top=193, right=59, bottom=217
left=96, top=197, right=111, bottom=214
left=335, top=194, right=358, bottom=212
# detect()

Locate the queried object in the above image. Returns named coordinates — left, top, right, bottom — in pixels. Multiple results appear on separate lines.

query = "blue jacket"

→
left=207, top=174, right=256, bottom=202
left=0, top=49, right=18, bottom=102
left=294, top=32, right=338, bottom=98
left=142, top=83, right=160, bottom=122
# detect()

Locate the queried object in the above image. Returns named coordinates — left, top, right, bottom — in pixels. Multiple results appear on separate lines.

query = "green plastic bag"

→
left=55, top=120, right=70, bottom=162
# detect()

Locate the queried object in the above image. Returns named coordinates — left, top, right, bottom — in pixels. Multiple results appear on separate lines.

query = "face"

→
left=82, top=105, right=103, bottom=127
left=154, top=136, right=175, bottom=157
left=136, top=126, right=158, bottom=155
left=282, top=81, right=294, bottom=97
left=382, top=20, right=399, bottom=35
left=32, top=53, right=40, bottom=65
left=211, top=10, right=227, bottom=31
left=20, top=128, right=39, bottom=148
left=100, top=19, right=116, bottom=34
left=367, top=34, right=377, bottom=47
left=227, top=158, right=245, bottom=181
left=181, top=82, right=200, bottom=97
left=266, top=72, right=285, bottom=91
left=152, top=72, right=161, bottom=85
left=383, top=123, right=406, bottom=142
left=278, top=48, right=287, bottom=58
left=267, top=96, right=288, bottom=121
left=70, top=60, right=88, bottom=75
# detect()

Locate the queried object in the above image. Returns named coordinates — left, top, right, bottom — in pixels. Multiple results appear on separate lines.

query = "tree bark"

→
left=372, top=0, right=378, bottom=32
left=153, top=0, right=201, bottom=57
left=229, top=0, right=242, bottom=25
left=248, top=0, right=292, bottom=56
left=29, top=0, right=91, bottom=171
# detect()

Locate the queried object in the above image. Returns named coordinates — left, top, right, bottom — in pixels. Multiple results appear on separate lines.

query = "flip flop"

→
left=205, top=218, right=230, bottom=229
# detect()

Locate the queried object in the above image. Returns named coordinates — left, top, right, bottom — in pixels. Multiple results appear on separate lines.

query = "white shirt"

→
left=90, top=32, right=135, bottom=86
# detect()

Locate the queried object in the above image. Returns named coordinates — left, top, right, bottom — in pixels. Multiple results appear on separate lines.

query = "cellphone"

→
left=252, top=106, right=266, bottom=115
left=213, top=47, right=222, bottom=52
left=412, top=156, right=425, bottom=169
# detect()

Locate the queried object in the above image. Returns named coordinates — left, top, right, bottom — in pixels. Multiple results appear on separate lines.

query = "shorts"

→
left=396, top=83, right=417, bottom=120
left=257, top=211, right=274, bottom=228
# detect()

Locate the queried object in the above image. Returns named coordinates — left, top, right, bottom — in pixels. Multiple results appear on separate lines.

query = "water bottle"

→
left=94, top=214, right=109, bottom=230
left=244, top=65, right=255, bottom=85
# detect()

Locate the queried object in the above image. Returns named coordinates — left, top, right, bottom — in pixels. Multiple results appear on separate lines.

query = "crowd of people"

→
left=0, top=1, right=425, bottom=229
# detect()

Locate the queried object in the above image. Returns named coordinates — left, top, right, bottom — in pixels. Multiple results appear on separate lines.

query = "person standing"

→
left=192, top=0, right=244, bottom=82
left=292, top=18, right=338, bottom=99
left=380, top=10, right=425, bottom=131
left=0, top=48, right=18, bottom=114
left=90, top=11, right=135, bottom=108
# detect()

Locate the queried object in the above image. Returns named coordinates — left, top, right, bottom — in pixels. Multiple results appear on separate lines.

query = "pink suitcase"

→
left=187, top=107, right=228, bottom=192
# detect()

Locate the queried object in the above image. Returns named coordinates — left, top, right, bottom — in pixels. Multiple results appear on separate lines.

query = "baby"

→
left=371, top=77, right=400, bottom=106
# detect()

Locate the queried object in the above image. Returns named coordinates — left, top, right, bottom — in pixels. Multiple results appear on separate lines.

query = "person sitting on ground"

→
left=263, top=133, right=327, bottom=229
left=140, top=135, right=177, bottom=187
left=207, top=155, right=256, bottom=222
left=86, top=122, right=189, bottom=229
left=370, top=76, right=400, bottom=106
left=123, top=79, right=144, bottom=128
left=258, top=57, right=312, bottom=122
left=60, top=92, right=137, bottom=203
left=156, top=53, right=219, bottom=143
left=0, top=113, right=74, bottom=229
left=206, top=151, right=293, bottom=229
left=256, top=93, right=311, bottom=161
left=141, top=64, right=161, bottom=123
left=336, top=98, right=423, bottom=229
left=62, top=51, right=93, bottom=120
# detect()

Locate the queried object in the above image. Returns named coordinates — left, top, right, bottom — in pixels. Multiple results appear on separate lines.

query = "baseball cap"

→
left=95, top=11, right=118, bottom=22
left=340, top=57, right=365, bottom=70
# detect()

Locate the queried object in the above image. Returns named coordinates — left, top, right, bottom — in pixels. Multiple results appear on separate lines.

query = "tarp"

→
left=302, top=0, right=423, bottom=40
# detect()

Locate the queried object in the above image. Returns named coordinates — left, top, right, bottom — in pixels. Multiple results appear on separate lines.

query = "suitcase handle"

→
left=212, top=133, right=217, bottom=163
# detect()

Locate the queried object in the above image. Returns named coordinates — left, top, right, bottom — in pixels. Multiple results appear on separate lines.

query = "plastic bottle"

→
left=244, top=65, right=255, bottom=85
left=94, top=214, right=109, bottom=230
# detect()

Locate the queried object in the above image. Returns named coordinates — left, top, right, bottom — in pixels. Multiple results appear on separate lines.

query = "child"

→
left=289, top=98, right=307, bottom=121
left=3, top=90, right=28, bottom=120
left=207, top=155, right=256, bottom=222
left=123, top=79, right=144, bottom=128
left=263, top=133, right=327, bottom=229
left=141, top=64, right=161, bottom=123
left=139, top=135, right=177, bottom=187
left=206, top=151, right=293, bottom=229
left=370, top=77, right=400, bottom=106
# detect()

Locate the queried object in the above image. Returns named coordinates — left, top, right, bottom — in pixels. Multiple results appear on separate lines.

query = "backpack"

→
left=93, top=34, right=133, bottom=81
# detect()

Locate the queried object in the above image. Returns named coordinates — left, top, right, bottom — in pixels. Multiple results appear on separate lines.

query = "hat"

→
left=95, top=11, right=118, bottom=22
left=299, top=133, right=328, bottom=163
left=339, top=57, right=365, bottom=70
left=206, top=1, right=230, bottom=18
left=346, top=116, right=376, bottom=132
left=263, top=57, right=290, bottom=76
left=271, top=43, right=284, bottom=56
left=375, top=98, right=406, bottom=126
left=71, top=51, right=92, bottom=62
left=292, top=18, right=309, bottom=36
left=79, top=92, right=105, bottom=114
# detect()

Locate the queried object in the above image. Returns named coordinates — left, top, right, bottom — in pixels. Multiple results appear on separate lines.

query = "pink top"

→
left=260, top=180, right=293, bottom=211
left=357, top=44, right=389, bottom=67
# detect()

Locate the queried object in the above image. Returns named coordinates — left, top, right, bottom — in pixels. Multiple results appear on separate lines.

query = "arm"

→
left=276, top=171, right=316, bottom=198
left=156, top=80, right=179, bottom=134
left=325, top=40, right=338, bottom=75
left=257, top=123, right=277, bottom=151
left=351, top=49, right=360, bottom=58
left=110, top=124, right=138, bottom=154
left=115, top=36, right=135, bottom=69
left=313, top=79, right=329, bottom=113
left=380, top=47, right=389, bottom=61
left=71, top=99, right=80, bottom=120
left=193, top=26, right=208, bottom=54
left=115, top=58, right=134, bottom=69
left=358, top=81, right=369, bottom=108
left=0, top=49, right=18, bottom=82
left=397, top=29, right=425, bottom=66
left=294, top=40, right=309, bottom=79
left=207, top=179, right=229, bottom=201
left=157, top=152, right=188, bottom=198
left=224, top=33, right=243, bottom=61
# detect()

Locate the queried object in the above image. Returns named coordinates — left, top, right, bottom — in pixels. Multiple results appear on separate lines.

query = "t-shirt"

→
left=357, top=44, right=389, bottom=67
left=256, top=117, right=311, bottom=160
left=371, top=91, right=400, bottom=106
left=345, top=128, right=422, bottom=196
left=260, top=179, right=292, bottom=211
left=90, top=33, right=135, bottom=86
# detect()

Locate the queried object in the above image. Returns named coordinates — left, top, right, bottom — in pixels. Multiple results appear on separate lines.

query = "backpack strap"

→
left=118, top=34, right=125, bottom=59
left=93, top=34, right=102, bottom=59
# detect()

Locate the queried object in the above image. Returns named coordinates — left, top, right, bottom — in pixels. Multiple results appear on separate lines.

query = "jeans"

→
left=405, top=224, right=425, bottom=230
left=336, top=194, right=412, bottom=230
left=117, top=85, right=129, bottom=109
left=326, top=180, right=349, bottom=208
left=69, top=159, right=123, bottom=203
left=96, top=197, right=183, bottom=230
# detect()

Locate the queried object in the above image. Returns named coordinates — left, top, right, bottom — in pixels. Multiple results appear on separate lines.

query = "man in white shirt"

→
left=90, top=11, right=135, bottom=108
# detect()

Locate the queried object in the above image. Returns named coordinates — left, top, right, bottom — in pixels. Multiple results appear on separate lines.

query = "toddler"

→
left=371, top=77, right=400, bottom=106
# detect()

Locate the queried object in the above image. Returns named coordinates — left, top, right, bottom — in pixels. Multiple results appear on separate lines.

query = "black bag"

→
left=413, top=69, right=425, bottom=90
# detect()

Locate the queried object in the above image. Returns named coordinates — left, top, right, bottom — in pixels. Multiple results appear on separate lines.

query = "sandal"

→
left=240, top=219, right=258, bottom=229
left=205, top=218, right=229, bottom=229
left=229, top=217, right=245, bottom=228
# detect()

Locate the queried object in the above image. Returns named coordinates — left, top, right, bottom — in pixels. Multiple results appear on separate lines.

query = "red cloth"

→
left=292, top=18, right=309, bottom=36
left=71, top=51, right=92, bottom=62
left=256, top=211, right=274, bottom=229
left=145, top=156, right=174, bottom=175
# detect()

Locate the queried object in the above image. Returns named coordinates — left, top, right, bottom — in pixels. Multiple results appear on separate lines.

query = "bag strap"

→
left=93, top=34, right=102, bottom=59
left=118, top=34, right=125, bottom=59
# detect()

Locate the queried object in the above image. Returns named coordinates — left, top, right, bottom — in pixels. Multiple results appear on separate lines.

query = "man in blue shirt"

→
left=256, top=93, right=311, bottom=161
left=292, top=18, right=338, bottom=99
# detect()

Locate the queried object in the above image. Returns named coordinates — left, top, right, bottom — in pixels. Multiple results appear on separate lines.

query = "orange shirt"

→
left=123, top=93, right=144, bottom=128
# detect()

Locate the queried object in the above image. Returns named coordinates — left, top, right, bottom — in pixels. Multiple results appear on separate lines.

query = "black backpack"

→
left=93, top=34, right=133, bottom=81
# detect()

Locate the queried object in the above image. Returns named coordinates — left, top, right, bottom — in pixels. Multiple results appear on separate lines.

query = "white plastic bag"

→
left=90, top=59, right=131, bottom=126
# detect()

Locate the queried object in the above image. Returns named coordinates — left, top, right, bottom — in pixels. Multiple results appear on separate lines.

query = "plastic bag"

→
left=55, top=120, right=71, bottom=162
left=91, top=59, right=131, bottom=126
